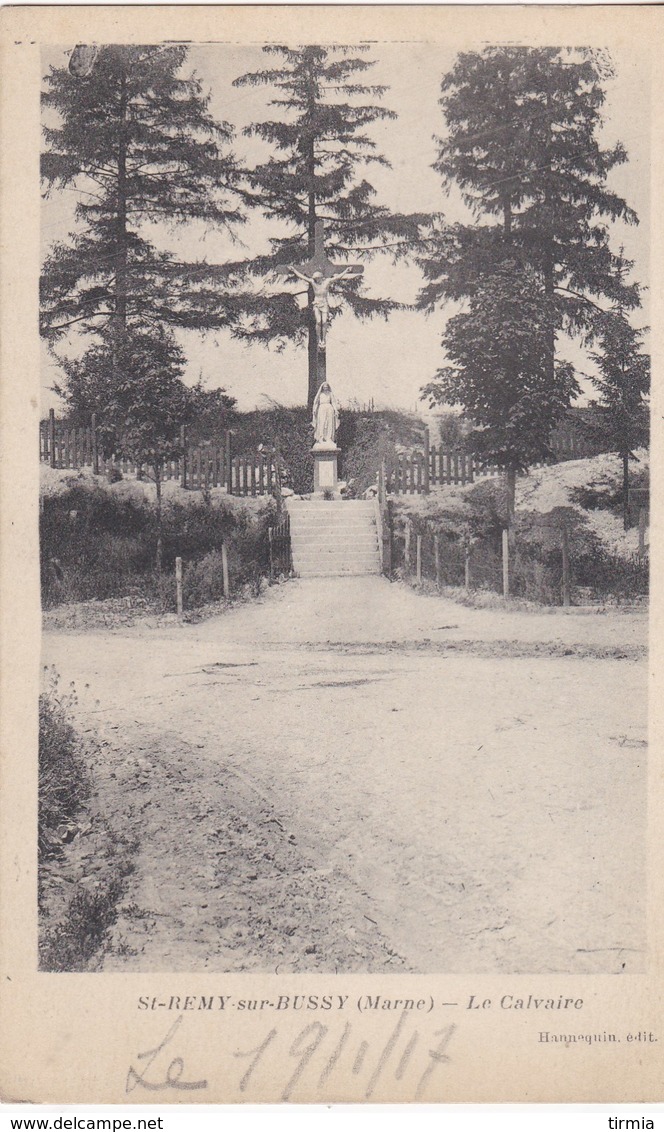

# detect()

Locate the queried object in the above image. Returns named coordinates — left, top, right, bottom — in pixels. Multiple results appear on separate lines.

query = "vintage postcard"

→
left=1, top=3, right=662, bottom=1105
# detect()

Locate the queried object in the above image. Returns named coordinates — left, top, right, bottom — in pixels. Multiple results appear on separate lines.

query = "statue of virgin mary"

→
left=312, top=382, right=340, bottom=446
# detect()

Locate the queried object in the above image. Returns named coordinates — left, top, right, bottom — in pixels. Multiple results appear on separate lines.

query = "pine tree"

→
left=588, top=305, right=650, bottom=529
left=419, top=47, right=641, bottom=517
left=233, top=45, right=427, bottom=407
left=41, top=45, right=245, bottom=356
left=58, top=325, right=194, bottom=569
left=41, top=46, right=248, bottom=567
left=422, top=263, right=578, bottom=478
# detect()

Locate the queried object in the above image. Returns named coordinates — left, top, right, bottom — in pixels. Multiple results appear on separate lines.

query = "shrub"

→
left=183, top=551, right=229, bottom=607
left=339, top=411, right=426, bottom=497
left=38, top=675, right=138, bottom=971
left=39, top=675, right=90, bottom=862
left=230, top=523, right=271, bottom=592
left=392, top=491, right=648, bottom=604
left=40, top=485, right=276, bottom=610
left=159, top=498, right=242, bottom=566
left=572, top=547, right=648, bottom=600
left=229, top=404, right=313, bottom=494
left=40, top=871, right=126, bottom=971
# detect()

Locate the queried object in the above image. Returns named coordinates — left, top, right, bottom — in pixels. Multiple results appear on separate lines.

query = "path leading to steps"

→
left=42, top=577, right=647, bottom=973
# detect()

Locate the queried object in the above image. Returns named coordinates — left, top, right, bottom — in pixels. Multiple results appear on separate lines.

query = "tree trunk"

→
left=306, top=71, right=320, bottom=412
left=542, top=103, right=558, bottom=422
left=155, top=462, right=163, bottom=573
left=307, top=308, right=319, bottom=411
left=110, top=64, right=129, bottom=401
left=502, top=194, right=512, bottom=243
left=621, top=361, right=630, bottom=531
left=506, top=464, right=517, bottom=537
left=622, top=451, right=630, bottom=531
left=115, top=68, right=129, bottom=331
left=503, top=190, right=518, bottom=549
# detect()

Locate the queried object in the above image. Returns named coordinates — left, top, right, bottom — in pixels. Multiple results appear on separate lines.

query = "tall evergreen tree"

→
left=58, top=326, right=195, bottom=569
left=41, top=46, right=248, bottom=566
left=234, top=45, right=427, bottom=407
left=588, top=304, right=650, bottom=530
left=41, top=45, right=245, bottom=359
left=422, top=264, right=578, bottom=505
left=419, top=47, right=641, bottom=515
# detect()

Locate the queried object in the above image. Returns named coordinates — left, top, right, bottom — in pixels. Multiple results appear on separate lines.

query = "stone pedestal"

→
left=312, top=441, right=340, bottom=494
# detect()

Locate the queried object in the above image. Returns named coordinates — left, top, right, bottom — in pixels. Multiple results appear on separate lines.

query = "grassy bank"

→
left=38, top=673, right=137, bottom=971
left=392, top=453, right=649, bottom=605
left=41, top=475, right=277, bottom=613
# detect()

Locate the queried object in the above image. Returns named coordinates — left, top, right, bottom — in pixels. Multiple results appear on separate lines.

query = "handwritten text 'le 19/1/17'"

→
left=126, top=1012, right=456, bottom=1102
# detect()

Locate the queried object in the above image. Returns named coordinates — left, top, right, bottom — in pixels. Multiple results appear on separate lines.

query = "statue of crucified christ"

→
left=275, top=221, right=364, bottom=353
left=288, top=265, right=357, bottom=348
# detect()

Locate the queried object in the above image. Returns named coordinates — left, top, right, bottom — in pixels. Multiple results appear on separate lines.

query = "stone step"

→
left=291, top=534, right=378, bottom=546
left=291, top=526, right=377, bottom=536
left=288, top=513, right=377, bottom=520
left=297, top=571, right=380, bottom=578
left=291, top=531, right=378, bottom=541
left=294, top=557, right=380, bottom=570
left=296, top=559, right=380, bottom=570
left=288, top=510, right=375, bottom=520
left=287, top=499, right=380, bottom=577
left=293, top=543, right=379, bottom=555
left=289, top=511, right=376, bottom=518
left=291, top=525, right=377, bottom=536
left=294, top=548, right=379, bottom=559
left=288, top=500, right=375, bottom=507
left=291, top=522, right=377, bottom=530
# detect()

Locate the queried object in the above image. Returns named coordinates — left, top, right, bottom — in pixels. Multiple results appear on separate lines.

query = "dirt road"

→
left=42, top=578, right=647, bottom=973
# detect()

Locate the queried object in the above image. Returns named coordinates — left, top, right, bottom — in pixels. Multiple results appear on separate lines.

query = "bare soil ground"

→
left=41, top=577, right=647, bottom=973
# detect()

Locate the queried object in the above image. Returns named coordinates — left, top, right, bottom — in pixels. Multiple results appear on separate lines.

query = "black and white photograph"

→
left=2, top=2, right=662, bottom=1107
left=37, top=34, right=650, bottom=974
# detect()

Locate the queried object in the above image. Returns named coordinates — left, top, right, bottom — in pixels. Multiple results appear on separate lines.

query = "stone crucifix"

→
left=275, top=221, right=364, bottom=351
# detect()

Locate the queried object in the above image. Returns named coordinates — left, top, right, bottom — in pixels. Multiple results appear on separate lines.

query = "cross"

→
left=275, top=221, right=363, bottom=350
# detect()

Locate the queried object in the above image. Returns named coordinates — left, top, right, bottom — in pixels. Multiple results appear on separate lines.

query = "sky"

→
left=40, top=41, right=651, bottom=414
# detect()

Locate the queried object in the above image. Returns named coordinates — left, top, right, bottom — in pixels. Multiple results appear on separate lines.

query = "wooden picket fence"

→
left=39, top=411, right=285, bottom=497
left=40, top=417, right=98, bottom=471
left=268, top=513, right=292, bottom=578
left=386, top=445, right=502, bottom=495
left=549, top=425, right=600, bottom=461
left=385, top=423, right=605, bottom=497
left=41, top=411, right=605, bottom=500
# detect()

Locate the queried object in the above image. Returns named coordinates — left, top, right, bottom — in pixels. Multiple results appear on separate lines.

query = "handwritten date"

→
left=126, top=1012, right=456, bottom=1101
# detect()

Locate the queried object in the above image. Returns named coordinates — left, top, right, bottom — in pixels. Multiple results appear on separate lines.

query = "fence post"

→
left=416, top=533, right=422, bottom=584
left=179, top=425, right=187, bottom=489
left=377, top=460, right=388, bottom=575
left=48, top=408, right=56, bottom=468
left=224, top=430, right=233, bottom=494
left=639, top=508, right=647, bottom=560
left=175, top=556, right=183, bottom=618
left=221, top=541, right=230, bottom=598
left=404, top=519, right=412, bottom=574
left=90, top=412, right=99, bottom=475
left=434, top=533, right=441, bottom=588
left=384, top=499, right=393, bottom=577
left=286, top=514, right=293, bottom=574
left=502, top=529, right=510, bottom=598
left=561, top=523, right=571, bottom=608
left=464, top=542, right=472, bottom=591
left=423, top=428, right=430, bottom=494
left=268, top=528, right=274, bottom=582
